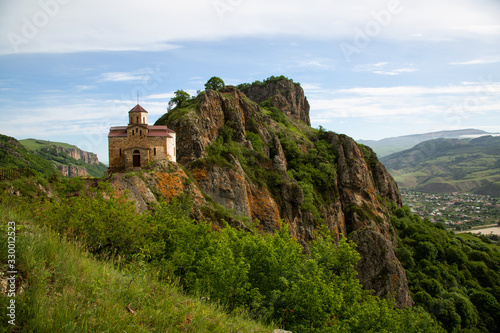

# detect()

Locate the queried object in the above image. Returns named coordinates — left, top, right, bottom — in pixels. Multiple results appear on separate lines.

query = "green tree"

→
left=169, top=89, right=190, bottom=109
left=205, top=76, right=225, bottom=91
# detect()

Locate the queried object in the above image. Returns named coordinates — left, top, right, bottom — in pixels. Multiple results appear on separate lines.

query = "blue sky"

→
left=1, top=0, right=499, bottom=164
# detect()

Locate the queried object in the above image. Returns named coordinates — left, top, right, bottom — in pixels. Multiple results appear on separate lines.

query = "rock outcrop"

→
left=56, top=164, right=89, bottom=177
left=37, top=145, right=106, bottom=177
left=154, top=79, right=411, bottom=308
left=241, top=79, right=311, bottom=126
left=109, top=161, right=206, bottom=218
left=42, top=146, right=100, bottom=165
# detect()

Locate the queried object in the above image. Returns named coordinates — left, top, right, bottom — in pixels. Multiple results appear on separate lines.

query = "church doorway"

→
left=133, top=150, right=141, bottom=167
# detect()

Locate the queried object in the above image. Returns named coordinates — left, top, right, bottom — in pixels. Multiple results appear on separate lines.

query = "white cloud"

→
left=1, top=0, right=499, bottom=54
left=307, top=82, right=500, bottom=121
left=298, top=59, right=336, bottom=70
left=450, top=58, right=500, bottom=65
left=147, top=92, right=175, bottom=100
left=99, top=68, right=164, bottom=83
left=454, top=25, right=500, bottom=35
left=354, top=62, right=418, bottom=75
left=334, top=82, right=500, bottom=96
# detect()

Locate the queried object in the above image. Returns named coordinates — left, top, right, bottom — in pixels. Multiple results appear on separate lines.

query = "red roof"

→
left=108, top=125, right=175, bottom=138
left=129, top=104, right=148, bottom=113
left=149, top=125, right=175, bottom=133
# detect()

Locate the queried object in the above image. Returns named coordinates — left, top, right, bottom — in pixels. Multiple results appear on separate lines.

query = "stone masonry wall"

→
left=109, top=135, right=173, bottom=169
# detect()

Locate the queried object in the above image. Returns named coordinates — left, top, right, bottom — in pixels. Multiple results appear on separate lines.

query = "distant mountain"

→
left=381, top=136, right=500, bottom=196
left=19, top=138, right=108, bottom=177
left=358, top=129, right=494, bottom=157
left=0, top=134, right=107, bottom=178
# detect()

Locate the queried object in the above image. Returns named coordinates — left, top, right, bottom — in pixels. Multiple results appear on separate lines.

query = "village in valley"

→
left=401, top=190, right=500, bottom=232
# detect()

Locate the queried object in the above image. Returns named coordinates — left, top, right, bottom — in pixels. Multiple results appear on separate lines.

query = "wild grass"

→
left=19, top=138, right=76, bottom=150
left=0, top=203, right=273, bottom=332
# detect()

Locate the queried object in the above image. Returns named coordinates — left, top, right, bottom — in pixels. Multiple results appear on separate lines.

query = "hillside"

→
left=0, top=134, right=57, bottom=177
left=358, top=129, right=493, bottom=157
left=381, top=136, right=500, bottom=196
left=0, top=204, right=275, bottom=332
left=155, top=78, right=410, bottom=308
left=20, top=138, right=108, bottom=177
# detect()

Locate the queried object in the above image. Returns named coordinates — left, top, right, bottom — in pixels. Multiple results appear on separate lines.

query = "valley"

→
left=401, top=189, right=499, bottom=231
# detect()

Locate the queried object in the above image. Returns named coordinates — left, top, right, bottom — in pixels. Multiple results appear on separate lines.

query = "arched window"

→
left=143, top=117, right=145, bottom=123
left=119, top=148, right=122, bottom=156
left=154, top=147, right=156, bottom=156
left=136, top=116, right=139, bottom=123
left=140, top=130, right=142, bottom=136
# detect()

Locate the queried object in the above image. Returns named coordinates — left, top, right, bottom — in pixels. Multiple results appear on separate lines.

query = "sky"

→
left=0, top=0, right=499, bottom=164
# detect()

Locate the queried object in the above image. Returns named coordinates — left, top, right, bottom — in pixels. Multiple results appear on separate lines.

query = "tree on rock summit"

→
left=205, top=76, right=225, bottom=91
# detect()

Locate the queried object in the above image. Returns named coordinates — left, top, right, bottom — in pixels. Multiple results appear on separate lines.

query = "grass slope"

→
left=0, top=204, right=273, bottom=332
left=19, top=138, right=76, bottom=150
left=0, top=134, right=56, bottom=177
left=381, top=136, right=500, bottom=196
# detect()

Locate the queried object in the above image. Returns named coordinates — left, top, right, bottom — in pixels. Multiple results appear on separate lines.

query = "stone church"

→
left=108, top=104, right=176, bottom=172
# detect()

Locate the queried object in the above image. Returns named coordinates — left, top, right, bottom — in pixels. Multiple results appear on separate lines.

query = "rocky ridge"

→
left=35, top=145, right=106, bottom=177
left=50, top=146, right=100, bottom=165
left=39, top=146, right=101, bottom=177
left=153, top=79, right=412, bottom=308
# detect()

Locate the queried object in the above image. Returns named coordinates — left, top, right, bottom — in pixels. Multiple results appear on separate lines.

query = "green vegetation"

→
left=6, top=136, right=107, bottom=178
left=19, top=138, right=76, bottom=150
left=0, top=203, right=273, bottom=332
left=169, top=89, right=191, bottom=109
left=276, top=130, right=338, bottom=222
left=34, top=146, right=107, bottom=178
left=0, top=134, right=56, bottom=177
left=205, top=76, right=225, bottom=91
left=238, top=75, right=300, bottom=91
left=0, top=180, right=442, bottom=332
left=188, top=104, right=337, bottom=225
left=358, top=129, right=490, bottom=158
left=191, top=124, right=271, bottom=189
left=392, top=205, right=500, bottom=332
left=156, top=97, right=201, bottom=126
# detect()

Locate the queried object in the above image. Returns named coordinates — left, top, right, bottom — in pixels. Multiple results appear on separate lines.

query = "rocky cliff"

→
left=153, top=79, right=411, bottom=308
left=240, top=79, right=311, bottom=126
left=56, top=164, right=89, bottom=177
left=41, top=146, right=100, bottom=165
left=45, top=146, right=101, bottom=177
left=32, top=144, right=107, bottom=177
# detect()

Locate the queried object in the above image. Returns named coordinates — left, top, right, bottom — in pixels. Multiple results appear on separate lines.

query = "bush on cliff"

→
left=36, top=185, right=442, bottom=332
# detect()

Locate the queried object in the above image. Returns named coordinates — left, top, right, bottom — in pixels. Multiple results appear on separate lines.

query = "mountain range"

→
left=358, top=129, right=496, bottom=157
left=381, top=136, right=500, bottom=196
